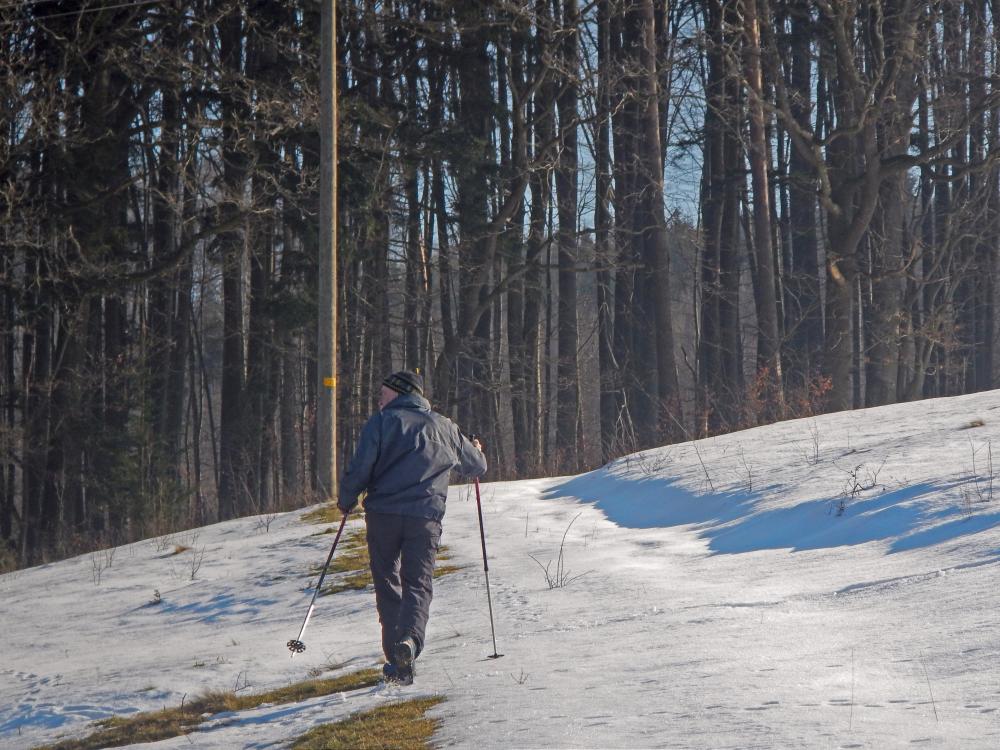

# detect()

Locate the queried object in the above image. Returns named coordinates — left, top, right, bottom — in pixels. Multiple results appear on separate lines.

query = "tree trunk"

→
left=699, top=0, right=742, bottom=432
left=784, top=0, right=821, bottom=393
left=611, top=5, right=638, bottom=449
left=970, top=0, right=993, bottom=391
left=865, top=174, right=905, bottom=406
left=20, top=249, right=51, bottom=564
left=595, top=0, right=618, bottom=460
left=743, top=0, right=783, bottom=411
left=522, top=10, right=553, bottom=472
left=454, top=4, right=495, bottom=431
left=217, top=3, right=248, bottom=520
left=147, top=5, right=184, bottom=490
left=0, top=239, right=13, bottom=546
left=633, top=0, right=681, bottom=441
left=555, top=0, right=580, bottom=470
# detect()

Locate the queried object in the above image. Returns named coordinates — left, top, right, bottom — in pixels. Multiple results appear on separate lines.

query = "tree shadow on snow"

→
left=155, top=592, right=279, bottom=623
left=544, top=471, right=1000, bottom=555
left=0, top=702, right=139, bottom=734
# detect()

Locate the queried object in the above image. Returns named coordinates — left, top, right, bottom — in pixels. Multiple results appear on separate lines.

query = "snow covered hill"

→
left=3, top=391, right=1000, bottom=749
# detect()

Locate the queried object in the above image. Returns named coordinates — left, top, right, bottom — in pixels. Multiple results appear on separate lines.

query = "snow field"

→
left=3, top=390, right=1000, bottom=748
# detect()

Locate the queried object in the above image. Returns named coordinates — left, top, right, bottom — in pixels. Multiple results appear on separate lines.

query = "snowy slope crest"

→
left=554, top=391, right=1000, bottom=556
left=3, top=391, right=1000, bottom=749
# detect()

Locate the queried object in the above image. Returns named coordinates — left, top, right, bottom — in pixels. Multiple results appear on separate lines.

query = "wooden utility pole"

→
left=317, top=0, right=338, bottom=499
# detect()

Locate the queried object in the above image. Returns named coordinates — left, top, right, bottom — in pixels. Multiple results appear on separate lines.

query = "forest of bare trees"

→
left=2, top=0, right=999, bottom=569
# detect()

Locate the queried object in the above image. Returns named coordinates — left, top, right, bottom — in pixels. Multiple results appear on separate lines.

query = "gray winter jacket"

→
left=337, top=392, right=487, bottom=521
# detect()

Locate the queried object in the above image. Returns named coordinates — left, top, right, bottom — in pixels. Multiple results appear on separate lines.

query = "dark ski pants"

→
left=365, top=511, right=442, bottom=663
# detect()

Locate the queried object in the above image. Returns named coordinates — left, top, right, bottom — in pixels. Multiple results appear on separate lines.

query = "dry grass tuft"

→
left=34, top=670, right=382, bottom=750
left=433, top=548, right=464, bottom=579
left=323, top=569, right=374, bottom=595
left=434, top=563, right=464, bottom=578
left=300, top=504, right=343, bottom=525
left=290, top=697, right=445, bottom=750
left=312, top=530, right=462, bottom=596
left=0, top=547, right=16, bottom=575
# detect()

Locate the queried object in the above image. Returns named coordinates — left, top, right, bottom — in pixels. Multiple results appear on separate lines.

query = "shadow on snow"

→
left=0, top=703, right=140, bottom=734
left=544, top=470, right=1000, bottom=555
left=154, top=592, right=279, bottom=623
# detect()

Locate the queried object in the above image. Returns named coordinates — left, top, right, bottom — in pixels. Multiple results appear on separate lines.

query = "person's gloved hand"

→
left=338, top=489, right=365, bottom=517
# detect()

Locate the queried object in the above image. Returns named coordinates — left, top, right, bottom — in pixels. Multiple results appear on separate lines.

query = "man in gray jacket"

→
left=338, top=370, right=487, bottom=685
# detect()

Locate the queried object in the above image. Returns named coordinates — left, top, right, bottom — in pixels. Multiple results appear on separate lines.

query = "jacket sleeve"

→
left=338, top=415, right=381, bottom=512
left=455, top=430, right=488, bottom=478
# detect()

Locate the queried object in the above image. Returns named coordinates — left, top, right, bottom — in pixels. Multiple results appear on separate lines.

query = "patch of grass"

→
left=306, top=658, right=351, bottom=678
left=170, top=544, right=192, bottom=555
left=434, top=563, right=464, bottom=578
left=300, top=504, right=343, bottom=524
left=324, top=529, right=370, bottom=572
left=314, top=535, right=462, bottom=596
left=290, top=697, right=444, bottom=750
left=0, top=546, right=17, bottom=575
left=33, top=670, right=382, bottom=750
left=255, top=670, right=381, bottom=704
left=434, top=546, right=464, bottom=579
left=323, top=569, right=373, bottom=595
left=310, top=527, right=371, bottom=596
left=317, top=545, right=370, bottom=576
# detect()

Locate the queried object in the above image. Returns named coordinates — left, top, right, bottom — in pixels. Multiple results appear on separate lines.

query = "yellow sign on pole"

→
left=323, top=377, right=336, bottom=388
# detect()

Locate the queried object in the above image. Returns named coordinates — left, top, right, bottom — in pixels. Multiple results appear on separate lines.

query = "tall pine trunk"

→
left=634, top=0, right=681, bottom=440
left=743, top=0, right=783, bottom=410
left=595, top=0, right=618, bottom=460
left=784, top=0, right=821, bottom=393
left=217, top=3, right=248, bottom=520
left=555, top=0, right=580, bottom=470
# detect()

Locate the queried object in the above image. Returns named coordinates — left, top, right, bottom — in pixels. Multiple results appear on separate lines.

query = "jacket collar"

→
left=383, top=392, right=431, bottom=411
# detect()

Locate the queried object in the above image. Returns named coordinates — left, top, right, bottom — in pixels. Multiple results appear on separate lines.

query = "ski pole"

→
left=287, top=512, right=348, bottom=656
left=473, top=476, right=503, bottom=659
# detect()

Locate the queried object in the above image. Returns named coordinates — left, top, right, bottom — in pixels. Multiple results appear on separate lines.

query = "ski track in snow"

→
left=3, top=391, right=1000, bottom=748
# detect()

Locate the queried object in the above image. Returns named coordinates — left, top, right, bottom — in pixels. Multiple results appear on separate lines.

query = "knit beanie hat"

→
left=383, top=370, right=424, bottom=396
